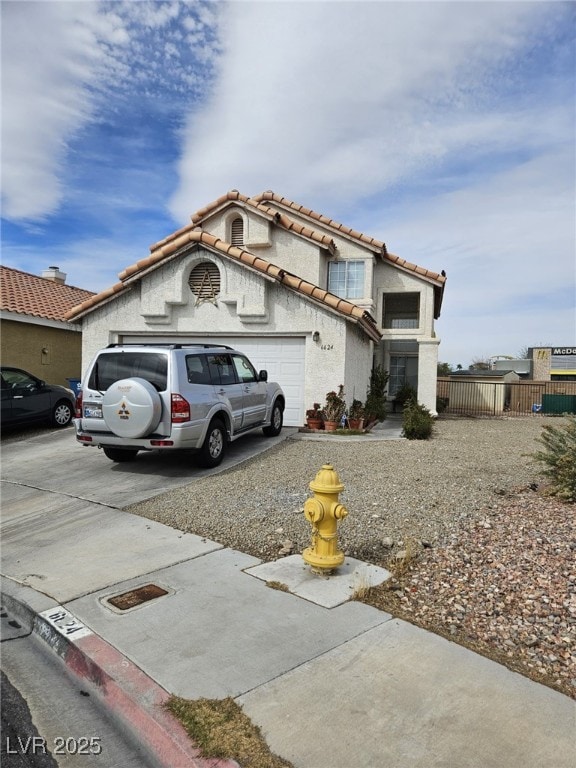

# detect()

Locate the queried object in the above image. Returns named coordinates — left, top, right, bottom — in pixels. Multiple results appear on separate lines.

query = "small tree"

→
left=437, top=362, right=453, bottom=376
left=531, top=416, right=576, bottom=502
left=364, top=365, right=389, bottom=423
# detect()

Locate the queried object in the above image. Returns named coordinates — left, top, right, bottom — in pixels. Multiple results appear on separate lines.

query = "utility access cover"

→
left=106, top=584, right=169, bottom=612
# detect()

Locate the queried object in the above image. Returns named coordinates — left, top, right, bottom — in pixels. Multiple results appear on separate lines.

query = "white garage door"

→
left=120, top=335, right=305, bottom=426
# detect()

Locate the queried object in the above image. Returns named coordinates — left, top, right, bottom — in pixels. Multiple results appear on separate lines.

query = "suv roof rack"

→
left=105, top=343, right=234, bottom=350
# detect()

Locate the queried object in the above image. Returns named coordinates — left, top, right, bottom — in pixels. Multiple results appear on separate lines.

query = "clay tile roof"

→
left=253, top=191, right=387, bottom=252
left=150, top=190, right=337, bottom=256
left=65, top=190, right=443, bottom=326
left=253, top=191, right=446, bottom=286
left=66, top=231, right=381, bottom=341
left=1, top=266, right=94, bottom=323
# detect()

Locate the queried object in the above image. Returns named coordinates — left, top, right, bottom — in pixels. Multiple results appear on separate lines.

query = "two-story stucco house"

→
left=66, top=190, right=446, bottom=426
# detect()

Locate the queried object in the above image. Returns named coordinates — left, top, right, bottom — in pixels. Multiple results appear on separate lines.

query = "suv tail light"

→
left=171, top=393, right=190, bottom=423
left=75, top=389, right=83, bottom=418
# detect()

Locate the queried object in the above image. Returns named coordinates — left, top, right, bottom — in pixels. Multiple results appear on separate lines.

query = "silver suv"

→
left=75, top=343, right=285, bottom=467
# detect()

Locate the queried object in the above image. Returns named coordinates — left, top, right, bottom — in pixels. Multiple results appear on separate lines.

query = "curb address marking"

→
left=39, top=606, right=92, bottom=640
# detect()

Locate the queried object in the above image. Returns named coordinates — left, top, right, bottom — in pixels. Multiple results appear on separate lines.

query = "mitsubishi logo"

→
left=118, top=402, right=130, bottom=420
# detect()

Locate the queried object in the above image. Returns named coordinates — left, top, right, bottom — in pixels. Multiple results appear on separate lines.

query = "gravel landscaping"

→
left=128, top=415, right=575, bottom=699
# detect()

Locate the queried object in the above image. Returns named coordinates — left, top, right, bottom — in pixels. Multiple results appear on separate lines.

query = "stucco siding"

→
left=373, top=261, right=436, bottom=336
left=77, top=251, right=372, bottom=415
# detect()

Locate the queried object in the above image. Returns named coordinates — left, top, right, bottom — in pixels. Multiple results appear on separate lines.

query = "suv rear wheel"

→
left=197, top=418, right=226, bottom=468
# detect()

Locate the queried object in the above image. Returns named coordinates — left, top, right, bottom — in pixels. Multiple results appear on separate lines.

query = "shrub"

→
left=436, top=396, right=449, bottom=413
left=531, top=415, right=576, bottom=502
left=394, top=383, right=417, bottom=409
left=364, top=365, right=389, bottom=423
left=402, top=398, right=434, bottom=440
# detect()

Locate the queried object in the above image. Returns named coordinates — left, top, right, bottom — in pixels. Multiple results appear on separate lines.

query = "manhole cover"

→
left=107, top=584, right=168, bottom=611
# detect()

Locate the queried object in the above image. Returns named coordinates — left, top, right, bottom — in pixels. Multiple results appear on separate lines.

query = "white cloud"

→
left=378, top=147, right=576, bottom=365
left=1, top=0, right=221, bottom=222
left=168, top=0, right=574, bottom=367
left=1, top=1, right=129, bottom=220
left=2, top=1, right=573, bottom=369
left=169, top=0, right=558, bottom=217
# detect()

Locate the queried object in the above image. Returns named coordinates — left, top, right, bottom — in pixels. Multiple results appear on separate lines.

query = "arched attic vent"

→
left=188, top=261, right=221, bottom=305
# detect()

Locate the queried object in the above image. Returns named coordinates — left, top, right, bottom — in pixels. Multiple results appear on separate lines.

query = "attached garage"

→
left=120, top=334, right=305, bottom=426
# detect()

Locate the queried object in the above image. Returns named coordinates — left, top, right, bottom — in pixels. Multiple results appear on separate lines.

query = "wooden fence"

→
left=436, top=378, right=576, bottom=416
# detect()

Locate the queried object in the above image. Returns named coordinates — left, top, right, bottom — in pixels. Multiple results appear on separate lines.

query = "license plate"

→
left=84, top=404, right=103, bottom=419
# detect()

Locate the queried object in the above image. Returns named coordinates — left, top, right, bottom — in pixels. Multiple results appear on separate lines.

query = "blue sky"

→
left=1, top=0, right=575, bottom=368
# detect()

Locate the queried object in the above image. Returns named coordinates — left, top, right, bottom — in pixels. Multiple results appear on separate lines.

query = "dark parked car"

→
left=1, top=367, right=75, bottom=429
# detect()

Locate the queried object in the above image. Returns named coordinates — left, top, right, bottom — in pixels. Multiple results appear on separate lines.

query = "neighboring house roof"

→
left=66, top=230, right=382, bottom=342
left=0, top=265, right=94, bottom=323
left=449, top=370, right=515, bottom=378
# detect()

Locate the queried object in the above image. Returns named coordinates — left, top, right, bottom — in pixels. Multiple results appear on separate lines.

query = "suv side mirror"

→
left=258, top=370, right=268, bottom=382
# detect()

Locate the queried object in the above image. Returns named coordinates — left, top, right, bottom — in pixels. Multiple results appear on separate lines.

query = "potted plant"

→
left=305, top=403, right=324, bottom=430
left=348, top=399, right=365, bottom=430
left=322, top=385, right=346, bottom=431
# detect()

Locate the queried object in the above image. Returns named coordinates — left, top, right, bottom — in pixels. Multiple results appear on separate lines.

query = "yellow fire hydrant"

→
left=303, top=464, right=348, bottom=573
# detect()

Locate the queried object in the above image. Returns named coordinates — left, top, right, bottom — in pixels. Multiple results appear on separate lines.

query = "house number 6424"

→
left=321, top=344, right=334, bottom=351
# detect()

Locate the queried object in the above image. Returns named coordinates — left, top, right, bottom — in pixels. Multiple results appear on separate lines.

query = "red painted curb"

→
left=33, top=610, right=240, bottom=768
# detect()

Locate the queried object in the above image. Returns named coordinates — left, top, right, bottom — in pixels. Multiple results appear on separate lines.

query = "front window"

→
left=382, top=293, right=420, bottom=329
left=206, top=354, right=237, bottom=385
left=232, top=354, right=257, bottom=383
left=328, top=261, right=365, bottom=299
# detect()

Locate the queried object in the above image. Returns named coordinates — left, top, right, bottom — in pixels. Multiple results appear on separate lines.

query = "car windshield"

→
left=89, top=353, right=168, bottom=392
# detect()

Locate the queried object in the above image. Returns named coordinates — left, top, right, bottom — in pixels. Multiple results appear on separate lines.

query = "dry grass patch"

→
left=266, top=580, right=290, bottom=592
left=386, top=536, right=421, bottom=580
left=165, top=696, right=293, bottom=768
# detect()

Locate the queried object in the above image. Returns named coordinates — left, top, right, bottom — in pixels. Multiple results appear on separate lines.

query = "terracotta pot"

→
left=324, top=420, right=338, bottom=432
left=348, top=418, right=364, bottom=430
left=306, top=418, right=323, bottom=430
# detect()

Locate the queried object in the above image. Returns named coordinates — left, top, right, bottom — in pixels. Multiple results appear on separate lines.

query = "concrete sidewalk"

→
left=1, top=425, right=574, bottom=768
left=2, top=512, right=574, bottom=767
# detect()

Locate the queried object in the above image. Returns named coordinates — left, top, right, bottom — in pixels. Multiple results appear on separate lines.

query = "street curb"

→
left=1, top=583, right=239, bottom=768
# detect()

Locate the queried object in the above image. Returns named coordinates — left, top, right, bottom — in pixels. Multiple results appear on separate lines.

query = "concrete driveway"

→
left=0, top=424, right=293, bottom=601
left=1, top=425, right=295, bottom=508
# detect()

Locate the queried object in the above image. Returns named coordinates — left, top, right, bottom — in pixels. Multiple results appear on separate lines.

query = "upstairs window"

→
left=327, top=260, right=365, bottom=299
left=230, top=217, right=244, bottom=246
left=382, top=292, right=420, bottom=329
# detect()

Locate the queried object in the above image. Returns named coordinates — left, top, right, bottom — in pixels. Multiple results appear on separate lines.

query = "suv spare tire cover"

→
left=102, top=378, right=162, bottom=438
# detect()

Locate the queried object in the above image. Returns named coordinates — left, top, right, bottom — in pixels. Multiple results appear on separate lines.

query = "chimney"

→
left=42, top=266, right=66, bottom=284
